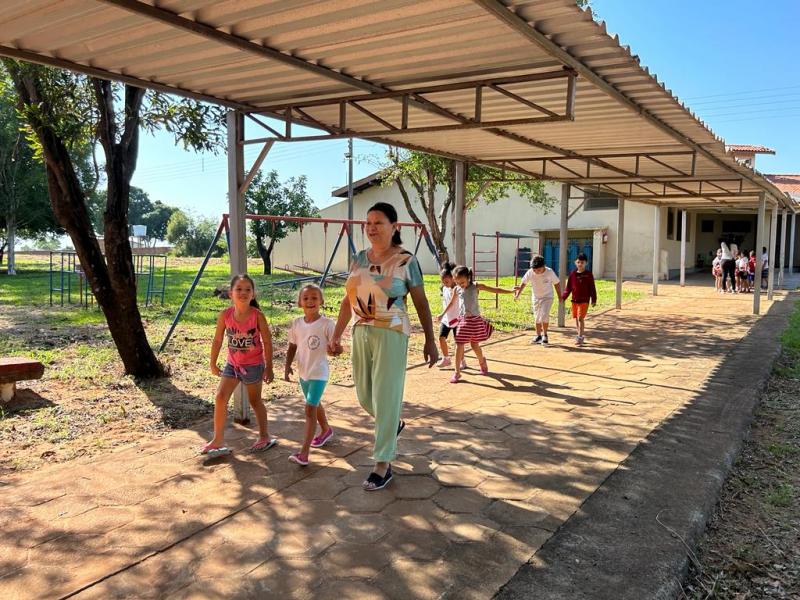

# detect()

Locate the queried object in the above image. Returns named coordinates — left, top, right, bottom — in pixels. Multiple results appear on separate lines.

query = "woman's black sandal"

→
left=397, top=420, right=406, bottom=436
left=363, top=465, right=393, bottom=491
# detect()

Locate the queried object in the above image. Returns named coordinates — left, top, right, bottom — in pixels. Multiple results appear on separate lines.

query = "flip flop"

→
left=205, top=447, right=232, bottom=459
left=200, top=441, right=224, bottom=455
left=249, top=437, right=278, bottom=453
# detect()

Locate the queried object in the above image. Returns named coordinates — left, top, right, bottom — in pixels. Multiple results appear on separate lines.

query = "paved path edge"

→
left=495, top=293, right=797, bottom=600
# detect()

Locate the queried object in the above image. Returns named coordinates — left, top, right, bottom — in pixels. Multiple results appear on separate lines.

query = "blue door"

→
left=543, top=238, right=593, bottom=274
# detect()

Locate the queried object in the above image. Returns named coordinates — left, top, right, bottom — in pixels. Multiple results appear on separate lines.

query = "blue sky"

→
left=129, top=0, right=800, bottom=220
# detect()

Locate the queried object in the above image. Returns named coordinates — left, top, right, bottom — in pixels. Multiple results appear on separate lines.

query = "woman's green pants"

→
left=351, top=325, right=408, bottom=462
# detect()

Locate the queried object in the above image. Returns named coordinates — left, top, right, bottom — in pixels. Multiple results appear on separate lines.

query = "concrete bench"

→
left=0, top=358, right=45, bottom=402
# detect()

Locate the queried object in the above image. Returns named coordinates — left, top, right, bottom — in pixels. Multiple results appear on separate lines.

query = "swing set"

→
left=159, top=213, right=440, bottom=352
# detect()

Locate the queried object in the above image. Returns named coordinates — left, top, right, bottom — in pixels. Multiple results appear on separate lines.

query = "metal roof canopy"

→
left=0, top=0, right=793, bottom=212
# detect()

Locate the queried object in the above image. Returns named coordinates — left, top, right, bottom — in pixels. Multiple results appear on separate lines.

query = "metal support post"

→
left=226, top=109, right=249, bottom=424
left=346, top=137, right=354, bottom=268
left=680, top=209, right=687, bottom=287
left=790, top=213, right=797, bottom=275
left=615, top=198, right=625, bottom=309
left=779, top=209, right=788, bottom=289
left=652, top=206, right=661, bottom=296
left=754, top=194, right=766, bottom=315
left=557, top=183, right=569, bottom=328
left=768, top=206, right=778, bottom=300
left=454, top=161, right=467, bottom=265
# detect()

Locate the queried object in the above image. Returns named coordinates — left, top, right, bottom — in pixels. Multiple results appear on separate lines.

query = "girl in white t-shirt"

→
left=284, top=284, right=335, bottom=466
left=436, top=262, right=467, bottom=369
left=514, top=255, right=561, bottom=345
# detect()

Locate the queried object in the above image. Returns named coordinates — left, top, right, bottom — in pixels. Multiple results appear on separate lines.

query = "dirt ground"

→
left=0, top=303, right=357, bottom=475
left=682, top=351, right=800, bottom=599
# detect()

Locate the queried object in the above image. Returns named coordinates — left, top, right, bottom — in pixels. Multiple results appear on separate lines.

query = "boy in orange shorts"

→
left=561, top=253, right=597, bottom=345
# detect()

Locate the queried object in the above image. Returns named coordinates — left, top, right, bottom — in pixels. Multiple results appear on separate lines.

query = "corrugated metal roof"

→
left=0, top=0, right=791, bottom=210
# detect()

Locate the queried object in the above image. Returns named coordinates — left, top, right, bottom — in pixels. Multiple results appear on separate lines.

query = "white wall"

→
left=270, top=179, right=696, bottom=280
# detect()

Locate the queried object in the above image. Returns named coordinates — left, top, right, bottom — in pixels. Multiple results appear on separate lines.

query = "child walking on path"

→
left=712, top=249, right=722, bottom=292
left=204, top=274, right=276, bottom=458
left=514, top=255, right=561, bottom=345
left=450, top=266, right=514, bottom=383
left=561, top=253, right=597, bottom=346
left=436, top=262, right=467, bottom=369
left=284, top=284, right=335, bottom=466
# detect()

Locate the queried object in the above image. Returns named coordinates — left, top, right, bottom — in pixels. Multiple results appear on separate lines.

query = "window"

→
left=701, top=219, right=714, bottom=233
left=583, top=190, right=619, bottom=211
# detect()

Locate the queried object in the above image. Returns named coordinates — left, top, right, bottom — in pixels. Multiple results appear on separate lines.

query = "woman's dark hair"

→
left=230, top=273, right=260, bottom=309
left=453, top=265, right=473, bottom=283
left=440, top=261, right=457, bottom=277
left=367, top=202, right=402, bottom=246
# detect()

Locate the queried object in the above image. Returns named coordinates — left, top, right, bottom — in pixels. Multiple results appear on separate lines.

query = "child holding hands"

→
left=204, top=274, right=275, bottom=458
left=284, top=284, right=335, bottom=466
left=514, top=255, right=561, bottom=345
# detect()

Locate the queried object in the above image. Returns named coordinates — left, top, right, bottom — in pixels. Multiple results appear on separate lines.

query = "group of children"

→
left=436, top=253, right=597, bottom=384
left=711, top=243, right=766, bottom=294
left=202, top=253, right=597, bottom=464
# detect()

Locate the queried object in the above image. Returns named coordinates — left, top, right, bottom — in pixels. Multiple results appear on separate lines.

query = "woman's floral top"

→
left=345, top=248, right=423, bottom=336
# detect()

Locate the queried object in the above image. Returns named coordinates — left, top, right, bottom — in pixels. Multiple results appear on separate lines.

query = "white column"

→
left=680, top=209, right=687, bottom=287
left=652, top=206, right=661, bottom=296
left=779, top=209, right=788, bottom=289
left=768, top=205, right=778, bottom=300
left=790, top=213, right=797, bottom=276
left=227, top=110, right=249, bottom=424
left=615, top=198, right=625, bottom=309
left=754, top=194, right=766, bottom=314
left=557, top=183, right=570, bottom=327
left=454, top=161, right=466, bottom=265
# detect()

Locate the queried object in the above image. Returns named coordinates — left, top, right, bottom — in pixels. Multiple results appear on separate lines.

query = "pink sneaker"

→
left=450, top=372, right=461, bottom=384
left=310, top=428, right=334, bottom=448
left=436, top=356, right=452, bottom=368
left=288, top=453, right=309, bottom=466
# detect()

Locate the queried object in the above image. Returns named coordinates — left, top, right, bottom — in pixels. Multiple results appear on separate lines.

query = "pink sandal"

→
left=479, top=359, right=489, bottom=375
left=450, top=372, right=461, bottom=384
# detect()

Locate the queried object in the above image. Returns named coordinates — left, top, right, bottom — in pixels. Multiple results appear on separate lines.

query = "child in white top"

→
left=436, top=262, right=467, bottom=370
left=712, top=249, right=722, bottom=293
left=514, top=255, right=561, bottom=345
left=285, top=284, right=335, bottom=466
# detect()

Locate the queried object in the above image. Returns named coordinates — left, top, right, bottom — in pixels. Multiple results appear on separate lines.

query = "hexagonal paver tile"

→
left=432, top=465, right=489, bottom=488
left=382, top=499, right=448, bottom=521
left=394, top=476, right=441, bottom=500
left=286, top=477, right=347, bottom=504
left=467, top=441, right=514, bottom=459
left=483, top=499, right=554, bottom=529
left=95, top=484, right=158, bottom=507
left=268, top=530, right=335, bottom=558
left=433, top=513, right=500, bottom=543
left=477, top=478, right=534, bottom=500
left=334, top=487, right=396, bottom=513
left=432, top=487, right=492, bottom=514
left=319, top=542, right=393, bottom=578
left=313, top=579, right=391, bottom=600
left=381, top=526, right=450, bottom=561
left=324, top=514, right=390, bottom=544
left=60, top=506, right=137, bottom=535
left=467, top=415, right=510, bottom=431
left=391, top=455, right=434, bottom=476
left=243, top=557, right=324, bottom=597
left=374, top=557, right=454, bottom=600
left=191, top=539, right=272, bottom=579
left=211, top=513, right=276, bottom=545
left=428, top=449, right=479, bottom=466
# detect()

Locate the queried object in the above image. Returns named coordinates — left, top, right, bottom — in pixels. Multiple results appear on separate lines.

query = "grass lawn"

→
left=0, top=252, right=641, bottom=473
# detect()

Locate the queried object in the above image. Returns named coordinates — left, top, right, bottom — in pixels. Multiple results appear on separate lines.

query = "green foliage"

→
left=89, top=186, right=178, bottom=240
left=245, top=170, right=318, bottom=243
left=166, top=210, right=224, bottom=257
left=777, top=300, right=800, bottom=378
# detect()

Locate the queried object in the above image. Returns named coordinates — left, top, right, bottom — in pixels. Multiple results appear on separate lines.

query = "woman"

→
left=329, top=202, right=438, bottom=491
left=720, top=241, right=735, bottom=293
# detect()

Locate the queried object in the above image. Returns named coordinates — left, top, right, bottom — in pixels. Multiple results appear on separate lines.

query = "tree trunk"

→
left=5, top=210, right=16, bottom=275
left=7, top=65, right=163, bottom=378
left=0, top=240, right=6, bottom=266
left=255, top=234, right=273, bottom=274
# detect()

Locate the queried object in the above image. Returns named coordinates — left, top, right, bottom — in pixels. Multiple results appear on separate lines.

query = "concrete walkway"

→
left=0, top=283, right=791, bottom=599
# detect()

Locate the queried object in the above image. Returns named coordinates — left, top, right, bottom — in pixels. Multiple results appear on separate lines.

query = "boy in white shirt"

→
left=514, top=255, right=561, bottom=345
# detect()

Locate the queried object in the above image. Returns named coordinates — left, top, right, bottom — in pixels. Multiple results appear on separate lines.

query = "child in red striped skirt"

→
left=448, top=266, right=514, bottom=383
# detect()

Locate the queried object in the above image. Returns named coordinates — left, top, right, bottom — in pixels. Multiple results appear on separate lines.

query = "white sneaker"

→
left=437, top=356, right=452, bottom=368
left=542, top=335, right=549, bottom=345
left=530, top=334, right=543, bottom=345
left=460, top=360, right=468, bottom=370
